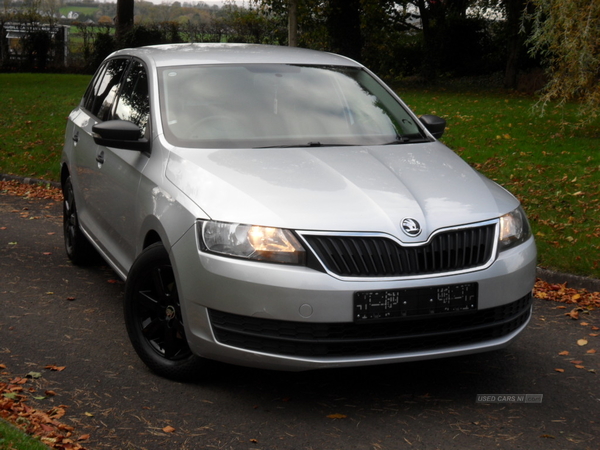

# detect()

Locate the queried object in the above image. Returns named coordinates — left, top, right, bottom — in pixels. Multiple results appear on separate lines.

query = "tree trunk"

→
left=288, top=0, right=298, bottom=47
left=116, top=0, right=134, bottom=45
left=503, top=0, right=526, bottom=88
left=416, top=0, right=440, bottom=81
left=327, top=0, right=362, bottom=61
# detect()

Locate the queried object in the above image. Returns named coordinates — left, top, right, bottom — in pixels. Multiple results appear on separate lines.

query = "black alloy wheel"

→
left=62, top=176, right=96, bottom=265
left=124, top=243, right=205, bottom=380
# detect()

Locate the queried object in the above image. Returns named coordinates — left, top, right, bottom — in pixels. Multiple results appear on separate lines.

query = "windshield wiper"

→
left=383, top=136, right=430, bottom=145
left=254, top=142, right=358, bottom=149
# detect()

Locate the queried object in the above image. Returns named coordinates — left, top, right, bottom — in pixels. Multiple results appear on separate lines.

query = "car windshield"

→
left=158, top=64, right=427, bottom=149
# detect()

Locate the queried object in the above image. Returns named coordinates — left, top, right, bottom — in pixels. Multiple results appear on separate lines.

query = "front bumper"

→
left=171, top=226, right=536, bottom=371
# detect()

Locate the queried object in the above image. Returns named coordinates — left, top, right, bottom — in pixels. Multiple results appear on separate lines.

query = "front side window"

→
left=158, top=64, right=427, bottom=149
left=84, top=58, right=130, bottom=121
left=113, top=61, right=150, bottom=135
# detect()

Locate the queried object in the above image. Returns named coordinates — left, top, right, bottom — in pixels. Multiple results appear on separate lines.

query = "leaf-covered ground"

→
left=0, top=180, right=63, bottom=203
left=0, top=181, right=598, bottom=448
left=0, top=365, right=89, bottom=450
left=1, top=280, right=597, bottom=448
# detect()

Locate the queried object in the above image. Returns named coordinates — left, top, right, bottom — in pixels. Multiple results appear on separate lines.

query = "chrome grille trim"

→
left=298, top=220, right=499, bottom=280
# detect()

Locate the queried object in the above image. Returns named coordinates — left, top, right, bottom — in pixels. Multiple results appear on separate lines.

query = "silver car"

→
left=61, top=43, right=536, bottom=380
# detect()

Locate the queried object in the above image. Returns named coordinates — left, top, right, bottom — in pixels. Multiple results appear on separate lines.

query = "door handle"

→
left=72, top=132, right=79, bottom=144
left=96, top=151, right=105, bottom=165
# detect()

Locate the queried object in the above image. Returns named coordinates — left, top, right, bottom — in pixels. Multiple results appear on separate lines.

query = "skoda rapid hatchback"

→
left=61, top=43, right=536, bottom=380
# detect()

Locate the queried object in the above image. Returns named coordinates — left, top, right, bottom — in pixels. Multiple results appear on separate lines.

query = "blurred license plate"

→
left=354, top=283, right=478, bottom=322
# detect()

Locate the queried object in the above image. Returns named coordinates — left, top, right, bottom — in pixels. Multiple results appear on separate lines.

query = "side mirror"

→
left=92, top=120, right=150, bottom=152
left=419, top=115, right=446, bottom=139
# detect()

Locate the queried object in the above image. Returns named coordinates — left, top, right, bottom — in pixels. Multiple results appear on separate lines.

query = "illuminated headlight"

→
left=499, top=206, right=531, bottom=251
left=198, top=221, right=306, bottom=265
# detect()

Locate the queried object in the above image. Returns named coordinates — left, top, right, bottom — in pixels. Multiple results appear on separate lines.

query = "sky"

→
left=100, top=0, right=227, bottom=5
left=143, top=0, right=227, bottom=5
left=148, top=0, right=226, bottom=5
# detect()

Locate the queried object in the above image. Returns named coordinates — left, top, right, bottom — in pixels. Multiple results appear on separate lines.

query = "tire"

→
left=124, top=243, right=206, bottom=381
left=62, top=176, right=98, bottom=265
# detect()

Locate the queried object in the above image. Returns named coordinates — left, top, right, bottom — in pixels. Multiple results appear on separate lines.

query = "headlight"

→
left=499, top=206, right=531, bottom=251
left=198, top=221, right=306, bottom=265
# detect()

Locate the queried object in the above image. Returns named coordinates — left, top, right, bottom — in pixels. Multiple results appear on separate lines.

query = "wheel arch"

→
left=136, top=192, right=199, bottom=260
left=143, top=230, right=162, bottom=249
left=138, top=216, right=169, bottom=253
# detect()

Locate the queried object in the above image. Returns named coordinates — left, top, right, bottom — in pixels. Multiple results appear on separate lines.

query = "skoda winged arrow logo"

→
left=401, top=218, right=422, bottom=237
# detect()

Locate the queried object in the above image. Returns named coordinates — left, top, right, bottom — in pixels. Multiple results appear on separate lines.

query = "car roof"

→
left=108, top=43, right=363, bottom=68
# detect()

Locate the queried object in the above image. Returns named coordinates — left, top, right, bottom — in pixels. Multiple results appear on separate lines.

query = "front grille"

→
left=301, top=224, right=497, bottom=277
left=208, top=293, right=532, bottom=358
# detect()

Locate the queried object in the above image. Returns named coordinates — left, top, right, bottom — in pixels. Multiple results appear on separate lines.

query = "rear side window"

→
left=113, top=61, right=150, bottom=135
left=83, top=58, right=129, bottom=120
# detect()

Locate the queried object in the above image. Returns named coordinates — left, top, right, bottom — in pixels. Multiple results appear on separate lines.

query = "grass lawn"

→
left=0, top=73, right=598, bottom=278
left=398, top=85, right=600, bottom=278
left=0, top=419, right=49, bottom=450
left=0, top=73, right=91, bottom=181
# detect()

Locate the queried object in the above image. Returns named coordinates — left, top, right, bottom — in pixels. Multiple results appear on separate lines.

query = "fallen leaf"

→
left=575, top=365, right=585, bottom=369
left=49, top=407, right=66, bottom=420
left=569, top=360, right=583, bottom=364
left=554, top=368, right=565, bottom=373
left=586, top=349, right=596, bottom=354
left=558, top=351, right=569, bottom=356
left=78, top=434, right=90, bottom=441
left=327, top=413, right=347, bottom=419
left=163, top=426, right=176, bottom=433
left=45, top=365, right=66, bottom=372
left=565, top=309, right=580, bottom=320
left=577, top=339, right=588, bottom=346
left=534, top=280, right=600, bottom=311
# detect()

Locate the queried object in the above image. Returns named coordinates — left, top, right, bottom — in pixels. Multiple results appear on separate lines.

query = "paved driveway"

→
left=1, top=193, right=598, bottom=450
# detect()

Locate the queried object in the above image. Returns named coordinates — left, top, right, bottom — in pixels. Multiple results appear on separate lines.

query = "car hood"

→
left=165, top=141, right=518, bottom=241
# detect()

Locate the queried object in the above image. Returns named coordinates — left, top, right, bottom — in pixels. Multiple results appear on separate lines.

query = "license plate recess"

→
left=354, top=283, right=478, bottom=322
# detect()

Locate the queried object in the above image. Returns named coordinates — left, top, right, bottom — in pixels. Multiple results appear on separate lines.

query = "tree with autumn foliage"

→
left=526, top=0, right=600, bottom=122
